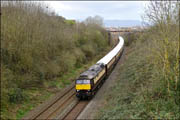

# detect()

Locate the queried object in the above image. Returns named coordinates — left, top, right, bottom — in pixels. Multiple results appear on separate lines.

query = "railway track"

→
left=63, top=101, right=89, bottom=119
left=22, top=83, right=89, bottom=120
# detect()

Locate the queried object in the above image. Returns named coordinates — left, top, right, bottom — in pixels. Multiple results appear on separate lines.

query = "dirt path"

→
left=77, top=47, right=128, bottom=119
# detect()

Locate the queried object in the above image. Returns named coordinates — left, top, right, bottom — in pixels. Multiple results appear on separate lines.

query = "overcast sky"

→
left=43, top=1, right=149, bottom=21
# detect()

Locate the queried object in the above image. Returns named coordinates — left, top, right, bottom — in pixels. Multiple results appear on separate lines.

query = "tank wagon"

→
left=76, top=36, right=124, bottom=99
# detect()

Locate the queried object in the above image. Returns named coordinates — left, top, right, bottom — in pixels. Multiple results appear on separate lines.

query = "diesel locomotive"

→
left=76, top=36, right=124, bottom=99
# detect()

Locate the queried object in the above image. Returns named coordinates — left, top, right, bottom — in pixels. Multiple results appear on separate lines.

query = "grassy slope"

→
left=96, top=32, right=179, bottom=119
left=1, top=48, right=111, bottom=120
left=1, top=2, right=112, bottom=119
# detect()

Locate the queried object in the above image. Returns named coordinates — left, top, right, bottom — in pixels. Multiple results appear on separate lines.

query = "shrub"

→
left=98, top=1, right=179, bottom=119
left=1, top=1, right=109, bottom=119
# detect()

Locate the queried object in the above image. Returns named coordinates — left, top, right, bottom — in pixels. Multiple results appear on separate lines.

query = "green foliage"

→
left=123, top=32, right=140, bottom=46
left=1, top=1, right=109, bottom=119
left=8, top=88, right=25, bottom=103
left=97, top=1, right=179, bottom=119
left=65, top=20, right=76, bottom=25
left=98, top=28, right=179, bottom=118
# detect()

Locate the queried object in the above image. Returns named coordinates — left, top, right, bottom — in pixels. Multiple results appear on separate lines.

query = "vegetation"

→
left=1, top=1, right=110, bottom=119
left=97, top=1, right=179, bottom=119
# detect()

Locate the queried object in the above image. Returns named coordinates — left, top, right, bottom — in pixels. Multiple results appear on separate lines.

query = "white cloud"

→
left=42, top=1, right=150, bottom=21
left=43, top=1, right=72, bottom=12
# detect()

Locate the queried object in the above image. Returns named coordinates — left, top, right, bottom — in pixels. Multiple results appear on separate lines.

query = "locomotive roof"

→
left=79, top=63, right=104, bottom=80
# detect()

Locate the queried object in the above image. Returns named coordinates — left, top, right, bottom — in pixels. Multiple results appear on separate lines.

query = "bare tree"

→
left=143, top=1, right=179, bottom=27
left=84, top=15, right=104, bottom=27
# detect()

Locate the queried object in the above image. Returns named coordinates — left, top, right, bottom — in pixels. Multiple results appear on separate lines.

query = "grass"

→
left=1, top=46, right=111, bottom=120
left=96, top=30, right=179, bottom=119
left=96, top=2, right=180, bottom=118
left=97, top=48, right=179, bottom=119
left=1, top=1, right=111, bottom=119
left=1, top=64, right=91, bottom=119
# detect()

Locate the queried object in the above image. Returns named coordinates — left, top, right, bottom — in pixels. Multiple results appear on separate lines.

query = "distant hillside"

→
left=104, top=20, right=142, bottom=27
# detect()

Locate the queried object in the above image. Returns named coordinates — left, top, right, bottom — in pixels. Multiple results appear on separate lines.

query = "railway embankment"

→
left=94, top=16, right=179, bottom=119
left=79, top=21, right=179, bottom=118
left=80, top=2, right=179, bottom=119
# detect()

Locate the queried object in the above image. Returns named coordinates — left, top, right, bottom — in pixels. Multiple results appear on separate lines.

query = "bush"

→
left=123, top=32, right=140, bottom=46
left=1, top=1, right=109, bottom=119
left=8, top=88, right=25, bottom=103
left=98, top=1, right=179, bottom=119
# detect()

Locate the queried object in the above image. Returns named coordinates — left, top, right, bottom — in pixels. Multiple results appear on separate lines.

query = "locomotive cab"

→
left=75, top=63, right=105, bottom=99
left=76, top=79, right=93, bottom=99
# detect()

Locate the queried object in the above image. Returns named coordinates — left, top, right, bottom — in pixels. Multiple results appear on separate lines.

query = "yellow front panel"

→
left=76, top=84, right=91, bottom=90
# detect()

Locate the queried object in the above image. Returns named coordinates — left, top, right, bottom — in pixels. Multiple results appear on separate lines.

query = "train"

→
left=75, top=36, right=124, bottom=99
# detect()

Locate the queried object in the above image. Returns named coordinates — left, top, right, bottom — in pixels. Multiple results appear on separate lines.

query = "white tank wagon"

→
left=75, top=36, right=125, bottom=99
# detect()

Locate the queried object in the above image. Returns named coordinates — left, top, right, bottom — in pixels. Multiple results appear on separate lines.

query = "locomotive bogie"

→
left=76, top=90, right=92, bottom=100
